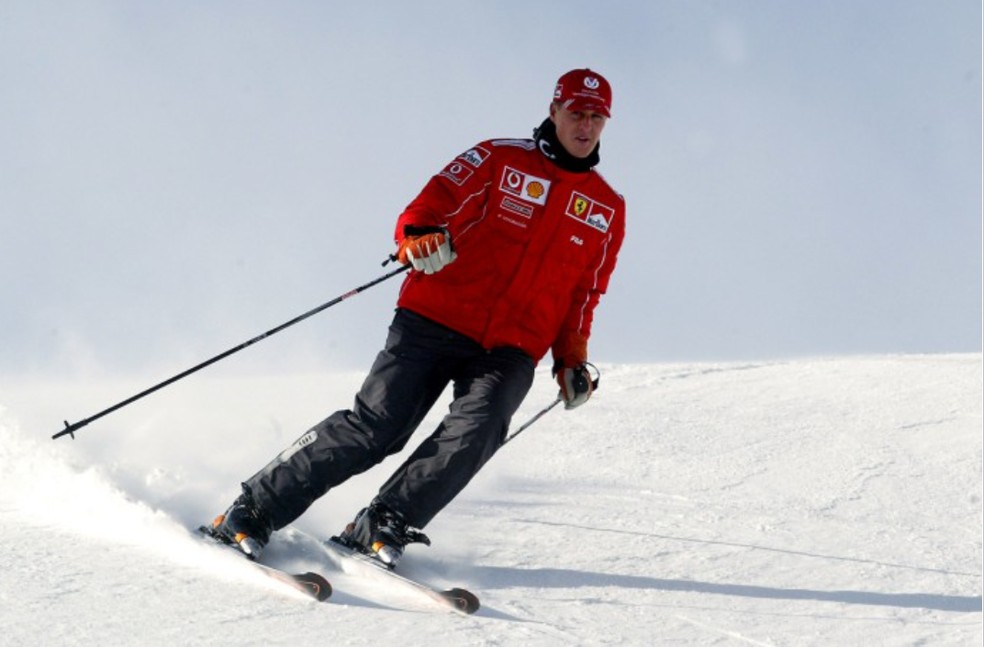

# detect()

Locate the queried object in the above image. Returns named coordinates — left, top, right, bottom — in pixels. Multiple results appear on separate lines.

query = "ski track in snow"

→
left=0, top=354, right=981, bottom=646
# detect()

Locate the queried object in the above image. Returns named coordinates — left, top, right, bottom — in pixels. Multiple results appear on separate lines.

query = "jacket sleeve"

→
left=394, top=143, right=496, bottom=244
left=551, top=197, right=626, bottom=367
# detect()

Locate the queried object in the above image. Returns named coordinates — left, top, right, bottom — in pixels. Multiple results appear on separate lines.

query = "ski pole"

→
left=502, top=396, right=563, bottom=445
left=502, top=363, right=601, bottom=446
left=53, top=264, right=410, bottom=441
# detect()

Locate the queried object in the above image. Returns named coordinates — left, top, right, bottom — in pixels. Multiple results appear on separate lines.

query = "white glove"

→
left=397, top=229, right=457, bottom=275
left=555, top=363, right=595, bottom=410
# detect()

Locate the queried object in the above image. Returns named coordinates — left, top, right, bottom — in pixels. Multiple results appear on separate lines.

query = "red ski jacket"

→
left=394, top=137, right=625, bottom=365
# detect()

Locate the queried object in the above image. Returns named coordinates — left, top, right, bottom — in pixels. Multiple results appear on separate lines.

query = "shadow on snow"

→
left=470, top=565, right=981, bottom=613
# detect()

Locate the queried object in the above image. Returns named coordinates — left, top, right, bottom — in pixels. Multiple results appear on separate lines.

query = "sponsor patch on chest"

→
left=565, top=191, right=614, bottom=233
left=500, top=166, right=551, bottom=206
left=500, top=196, right=534, bottom=219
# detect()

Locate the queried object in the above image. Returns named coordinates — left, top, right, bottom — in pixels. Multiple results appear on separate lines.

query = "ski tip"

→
left=297, top=572, right=333, bottom=602
left=441, top=587, right=480, bottom=614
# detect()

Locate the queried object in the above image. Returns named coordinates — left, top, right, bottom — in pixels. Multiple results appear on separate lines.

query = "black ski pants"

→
left=244, top=308, right=536, bottom=531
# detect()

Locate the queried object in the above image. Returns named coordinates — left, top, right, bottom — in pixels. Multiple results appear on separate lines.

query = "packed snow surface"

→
left=1, top=354, right=981, bottom=645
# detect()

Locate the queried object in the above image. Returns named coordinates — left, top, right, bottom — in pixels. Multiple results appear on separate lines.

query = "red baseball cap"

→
left=553, top=68, right=612, bottom=118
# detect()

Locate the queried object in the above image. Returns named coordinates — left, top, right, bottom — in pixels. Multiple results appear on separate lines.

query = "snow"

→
left=1, top=354, right=981, bottom=645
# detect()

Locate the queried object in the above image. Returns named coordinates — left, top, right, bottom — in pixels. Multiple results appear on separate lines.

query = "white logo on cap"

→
left=584, top=77, right=600, bottom=90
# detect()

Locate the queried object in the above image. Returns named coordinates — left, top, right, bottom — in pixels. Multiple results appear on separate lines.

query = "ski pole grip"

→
left=581, top=361, right=601, bottom=392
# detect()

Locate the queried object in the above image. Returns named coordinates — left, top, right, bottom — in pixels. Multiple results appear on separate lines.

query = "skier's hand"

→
left=397, top=227, right=457, bottom=275
left=554, top=362, right=594, bottom=410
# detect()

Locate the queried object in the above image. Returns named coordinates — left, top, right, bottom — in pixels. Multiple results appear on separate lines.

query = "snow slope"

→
left=1, top=355, right=981, bottom=646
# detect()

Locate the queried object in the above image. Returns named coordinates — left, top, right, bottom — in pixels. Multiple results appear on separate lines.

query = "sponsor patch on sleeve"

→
left=565, top=191, right=613, bottom=233
left=457, top=145, right=490, bottom=168
left=439, top=161, right=474, bottom=186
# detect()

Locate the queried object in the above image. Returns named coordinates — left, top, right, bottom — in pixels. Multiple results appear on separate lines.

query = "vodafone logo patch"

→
left=439, top=161, right=473, bottom=186
left=499, top=166, right=551, bottom=206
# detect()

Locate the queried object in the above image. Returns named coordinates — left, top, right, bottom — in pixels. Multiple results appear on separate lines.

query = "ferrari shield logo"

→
left=565, top=192, right=613, bottom=233
left=573, top=197, right=588, bottom=217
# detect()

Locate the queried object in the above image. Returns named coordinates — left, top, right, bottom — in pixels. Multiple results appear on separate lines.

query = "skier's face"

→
left=549, top=103, right=607, bottom=159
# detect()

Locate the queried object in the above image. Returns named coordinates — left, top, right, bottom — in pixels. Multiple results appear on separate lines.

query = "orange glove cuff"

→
left=552, top=330, right=588, bottom=369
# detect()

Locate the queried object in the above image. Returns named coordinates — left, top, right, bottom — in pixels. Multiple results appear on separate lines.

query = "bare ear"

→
left=549, top=101, right=558, bottom=122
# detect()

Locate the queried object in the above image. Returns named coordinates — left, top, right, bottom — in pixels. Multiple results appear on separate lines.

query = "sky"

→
left=1, top=1, right=981, bottom=379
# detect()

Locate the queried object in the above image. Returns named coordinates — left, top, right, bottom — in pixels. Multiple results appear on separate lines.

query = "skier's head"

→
left=549, top=68, right=611, bottom=159
left=552, top=68, right=612, bottom=118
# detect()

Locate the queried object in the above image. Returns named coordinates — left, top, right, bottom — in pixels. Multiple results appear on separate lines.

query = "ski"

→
left=318, top=535, right=479, bottom=615
left=197, top=525, right=332, bottom=602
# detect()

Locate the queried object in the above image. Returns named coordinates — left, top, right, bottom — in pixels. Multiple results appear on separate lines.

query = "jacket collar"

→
left=533, top=118, right=600, bottom=173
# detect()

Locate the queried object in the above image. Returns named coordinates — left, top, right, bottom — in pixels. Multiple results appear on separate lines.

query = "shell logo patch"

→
left=500, top=166, right=551, bottom=206
left=565, top=192, right=613, bottom=233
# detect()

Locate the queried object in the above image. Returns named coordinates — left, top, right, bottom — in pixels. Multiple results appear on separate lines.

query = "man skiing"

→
left=209, top=68, right=626, bottom=568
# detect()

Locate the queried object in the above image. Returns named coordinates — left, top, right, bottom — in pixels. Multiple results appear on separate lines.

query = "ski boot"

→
left=337, top=501, right=430, bottom=568
left=208, top=486, right=273, bottom=559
